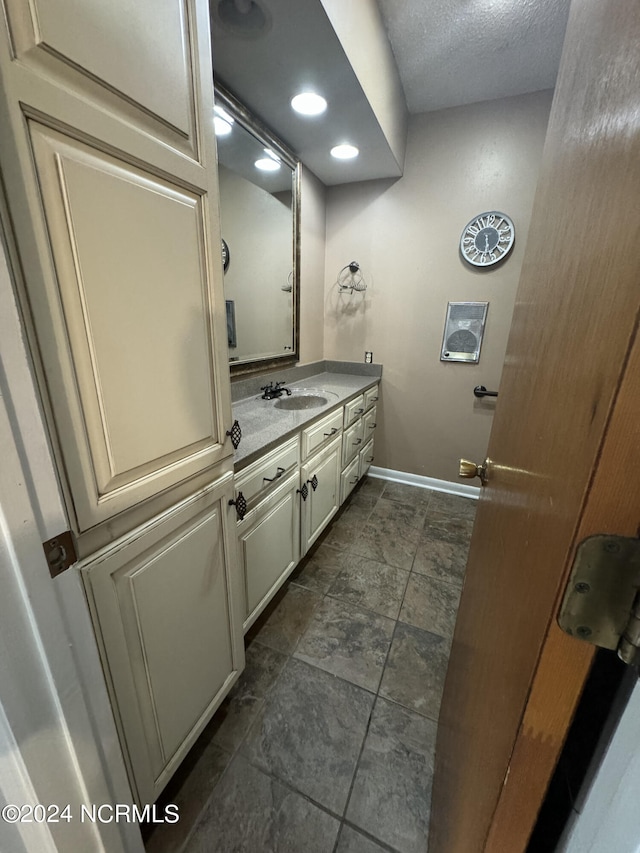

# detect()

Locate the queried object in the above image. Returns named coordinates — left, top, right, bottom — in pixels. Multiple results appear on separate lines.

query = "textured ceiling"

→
left=376, top=0, right=571, bottom=113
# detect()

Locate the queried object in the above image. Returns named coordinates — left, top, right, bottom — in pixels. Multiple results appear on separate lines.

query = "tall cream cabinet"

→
left=0, top=0, right=244, bottom=805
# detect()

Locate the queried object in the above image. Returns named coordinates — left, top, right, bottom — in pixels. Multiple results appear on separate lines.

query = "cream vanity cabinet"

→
left=300, top=433, right=343, bottom=555
left=82, top=477, right=244, bottom=805
left=233, top=387, right=379, bottom=622
left=0, top=0, right=243, bottom=807
left=234, top=437, right=301, bottom=631
left=341, top=386, right=379, bottom=503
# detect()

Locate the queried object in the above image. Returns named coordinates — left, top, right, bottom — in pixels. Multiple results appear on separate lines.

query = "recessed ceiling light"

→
left=291, top=92, right=327, bottom=116
left=330, top=144, right=359, bottom=160
left=255, top=158, right=281, bottom=171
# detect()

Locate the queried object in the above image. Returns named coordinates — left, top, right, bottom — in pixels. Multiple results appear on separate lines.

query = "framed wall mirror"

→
left=214, top=85, right=300, bottom=374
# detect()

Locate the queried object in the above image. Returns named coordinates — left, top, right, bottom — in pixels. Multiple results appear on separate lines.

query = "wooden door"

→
left=0, top=0, right=234, bottom=539
left=430, top=2, right=640, bottom=851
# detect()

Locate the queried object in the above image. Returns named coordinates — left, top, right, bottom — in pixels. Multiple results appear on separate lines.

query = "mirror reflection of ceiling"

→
left=210, top=0, right=571, bottom=186
left=215, top=106, right=294, bottom=194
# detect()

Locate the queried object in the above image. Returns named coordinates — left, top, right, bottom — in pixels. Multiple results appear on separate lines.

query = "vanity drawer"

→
left=341, top=455, right=361, bottom=504
left=363, top=405, right=377, bottom=437
left=302, top=408, right=343, bottom=460
left=359, top=437, right=375, bottom=479
left=344, top=394, right=365, bottom=428
left=342, top=418, right=364, bottom=468
left=234, top=435, right=299, bottom=512
left=363, top=385, right=379, bottom=411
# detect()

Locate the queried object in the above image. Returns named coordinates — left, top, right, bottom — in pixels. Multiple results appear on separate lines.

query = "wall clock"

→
left=221, top=238, right=230, bottom=273
left=460, top=211, right=515, bottom=267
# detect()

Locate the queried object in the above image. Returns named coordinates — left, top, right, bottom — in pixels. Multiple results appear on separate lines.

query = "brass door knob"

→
left=459, top=458, right=489, bottom=485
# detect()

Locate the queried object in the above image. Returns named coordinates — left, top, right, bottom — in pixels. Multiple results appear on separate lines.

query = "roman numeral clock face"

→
left=460, top=212, right=515, bottom=267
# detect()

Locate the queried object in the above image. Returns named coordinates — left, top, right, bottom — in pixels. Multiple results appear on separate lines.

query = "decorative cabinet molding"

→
left=81, top=474, right=245, bottom=806
left=0, top=0, right=231, bottom=538
left=301, top=434, right=342, bottom=554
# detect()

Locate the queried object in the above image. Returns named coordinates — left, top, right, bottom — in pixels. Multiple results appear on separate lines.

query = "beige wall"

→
left=299, top=166, right=326, bottom=364
left=323, top=90, right=553, bottom=482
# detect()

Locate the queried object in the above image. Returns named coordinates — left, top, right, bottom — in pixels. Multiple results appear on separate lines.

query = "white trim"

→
left=368, top=466, right=481, bottom=499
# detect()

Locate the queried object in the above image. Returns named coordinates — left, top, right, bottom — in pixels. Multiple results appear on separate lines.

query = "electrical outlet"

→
left=365, top=351, right=373, bottom=364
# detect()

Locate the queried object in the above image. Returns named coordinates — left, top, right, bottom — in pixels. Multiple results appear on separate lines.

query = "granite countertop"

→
left=233, top=371, right=380, bottom=469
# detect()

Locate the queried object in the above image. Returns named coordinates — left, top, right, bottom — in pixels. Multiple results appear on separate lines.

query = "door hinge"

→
left=42, top=530, right=77, bottom=579
left=558, top=534, right=640, bottom=665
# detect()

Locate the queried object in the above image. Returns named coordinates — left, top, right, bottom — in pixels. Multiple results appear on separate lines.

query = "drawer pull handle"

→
left=371, top=396, right=379, bottom=402
left=349, top=476, right=358, bottom=484
left=263, top=467, right=285, bottom=483
left=297, top=483, right=309, bottom=501
left=353, top=438, right=363, bottom=446
left=308, top=474, right=319, bottom=491
left=323, top=428, right=338, bottom=436
left=367, top=456, right=374, bottom=463
left=369, top=423, right=377, bottom=429
left=226, top=420, right=242, bottom=449
left=355, top=408, right=364, bottom=414
left=228, top=491, right=247, bottom=521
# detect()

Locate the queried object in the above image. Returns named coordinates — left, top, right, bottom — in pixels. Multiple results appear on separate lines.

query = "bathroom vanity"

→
left=230, top=370, right=380, bottom=631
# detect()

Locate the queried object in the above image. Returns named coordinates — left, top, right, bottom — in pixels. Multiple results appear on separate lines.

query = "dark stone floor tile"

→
left=328, top=555, right=410, bottom=620
left=369, top=498, right=428, bottom=530
left=379, top=623, right=449, bottom=720
left=294, top=597, right=394, bottom=692
left=185, top=754, right=340, bottom=853
left=381, top=482, right=432, bottom=507
left=242, top=658, right=375, bottom=814
left=348, top=476, right=386, bottom=509
left=399, top=574, right=461, bottom=639
left=145, top=737, right=231, bottom=853
left=426, top=492, right=478, bottom=521
left=322, top=505, right=371, bottom=550
left=212, top=643, right=287, bottom=754
left=292, top=543, right=348, bottom=594
left=248, top=584, right=322, bottom=655
left=412, top=536, right=469, bottom=586
left=351, top=518, right=420, bottom=571
left=337, top=825, right=392, bottom=853
left=422, top=513, right=474, bottom=547
left=346, top=697, right=436, bottom=853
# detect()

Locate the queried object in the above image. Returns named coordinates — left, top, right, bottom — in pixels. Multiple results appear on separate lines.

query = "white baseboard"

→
left=368, top=466, right=481, bottom=500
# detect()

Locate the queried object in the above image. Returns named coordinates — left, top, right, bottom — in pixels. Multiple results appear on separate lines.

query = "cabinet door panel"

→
left=241, top=480, right=300, bottom=624
left=83, top=477, right=244, bottom=804
left=28, top=123, right=225, bottom=529
left=2, top=0, right=197, bottom=155
left=302, top=436, right=341, bottom=554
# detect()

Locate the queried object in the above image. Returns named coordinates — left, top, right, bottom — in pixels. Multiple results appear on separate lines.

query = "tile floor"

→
left=144, top=477, right=476, bottom=853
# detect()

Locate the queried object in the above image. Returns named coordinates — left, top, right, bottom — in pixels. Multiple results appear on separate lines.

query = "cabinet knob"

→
left=369, top=423, right=376, bottom=429
left=307, top=475, right=319, bottom=491
left=297, top=483, right=309, bottom=501
left=226, top=420, right=242, bottom=450
left=324, top=428, right=338, bottom=437
left=228, top=491, right=247, bottom=520
left=353, top=438, right=363, bottom=446
left=355, top=408, right=364, bottom=414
